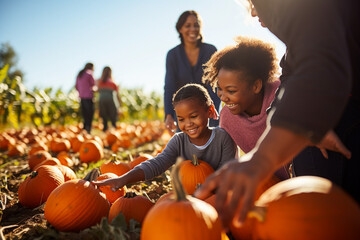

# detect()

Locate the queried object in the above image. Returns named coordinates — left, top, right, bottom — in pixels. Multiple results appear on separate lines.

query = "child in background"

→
left=93, top=83, right=238, bottom=191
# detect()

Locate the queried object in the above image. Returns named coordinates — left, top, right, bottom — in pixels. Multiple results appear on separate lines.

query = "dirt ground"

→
left=0, top=139, right=171, bottom=240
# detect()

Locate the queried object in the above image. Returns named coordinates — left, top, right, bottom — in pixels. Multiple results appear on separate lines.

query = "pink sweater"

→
left=219, top=80, right=280, bottom=153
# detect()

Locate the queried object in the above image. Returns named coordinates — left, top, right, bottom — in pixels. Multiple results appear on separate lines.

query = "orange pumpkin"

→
left=96, top=172, right=127, bottom=203
left=100, top=154, right=130, bottom=176
left=33, top=157, right=61, bottom=170
left=247, top=176, right=360, bottom=240
left=105, top=130, right=120, bottom=147
left=49, top=138, right=71, bottom=153
left=108, top=191, right=154, bottom=224
left=56, top=151, right=74, bottom=167
left=18, top=165, right=65, bottom=208
left=179, top=154, right=214, bottom=195
left=69, top=134, right=84, bottom=153
left=79, top=139, right=104, bottom=163
left=141, top=157, right=226, bottom=240
left=28, top=141, right=48, bottom=155
left=56, top=165, right=77, bottom=181
left=44, top=179, right=110, bottom=232
left=7, top=141, right=26, bottom=157
left=128, top=153, right=153, bottom=169
left=28, top=150, right=52, bottom=170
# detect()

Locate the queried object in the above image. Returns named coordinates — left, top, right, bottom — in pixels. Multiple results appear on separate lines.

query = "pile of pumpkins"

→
left=3, top=123, right=360, bottom=239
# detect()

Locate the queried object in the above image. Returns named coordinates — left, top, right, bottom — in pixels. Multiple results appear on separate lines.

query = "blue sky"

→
left=0, top=0, right=285, bottom=94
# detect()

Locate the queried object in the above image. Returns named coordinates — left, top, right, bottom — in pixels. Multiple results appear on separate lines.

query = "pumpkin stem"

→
left=247, top=205, right=266, bottom=222
left=172, top=157, right=188, bottom=201
left=111, top=154, right=119, bottom=163
left=30, top=171, right=38, bottom=178
left=83, top=168, right=100, bottom=182
left=192, top=154, right=199, bottom=166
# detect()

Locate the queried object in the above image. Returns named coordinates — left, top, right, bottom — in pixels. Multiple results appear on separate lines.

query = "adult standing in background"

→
left=164, top=10, right=220, bottom=133
left=75, top=62, right=96, bottom=133
left=97, top=66, right=121, bottom=132
left=195, top=0, right=359, bottom=228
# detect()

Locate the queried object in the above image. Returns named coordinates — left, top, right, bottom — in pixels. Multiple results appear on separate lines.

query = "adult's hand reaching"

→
left=316, top=130, right=351, bottom=159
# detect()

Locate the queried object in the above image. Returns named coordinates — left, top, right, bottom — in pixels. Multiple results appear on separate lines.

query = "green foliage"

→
left=0, top=65, right=164, bottom=130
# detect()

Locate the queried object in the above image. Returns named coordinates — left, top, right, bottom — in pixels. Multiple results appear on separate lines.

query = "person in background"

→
left=75, top=62, right=96, bottom=133
left=195, top=0, right=358, bottom=228
left=164, top=10, right=221, bottom=133
left=202, top=36, right=289, bottom=180
left=97, top=66, right=121, bottom=132
left=93, top=83, right=237, bottom=193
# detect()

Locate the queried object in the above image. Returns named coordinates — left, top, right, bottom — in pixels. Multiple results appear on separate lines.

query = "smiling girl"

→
left=203, top=36, right=288, bottom=179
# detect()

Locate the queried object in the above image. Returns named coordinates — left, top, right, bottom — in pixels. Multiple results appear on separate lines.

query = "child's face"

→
left=216, top=68, right=263, bottom=116
left=174, top=98, right=211, bottom=142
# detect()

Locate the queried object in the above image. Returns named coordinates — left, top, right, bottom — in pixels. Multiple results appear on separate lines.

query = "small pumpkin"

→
left=56, top=165, right=77, bottom=181
left=100, top=154, right=130, bottom=176
left=179, top=154, right=214, bottom=195
left=128, top=153, right=153, bottom=169
left=44, top=177, right=110, bottom=232
left=18, top=165, right=65, bottom=208
left=69, top=134, right=85, bottom=153
left=247, top=176, right=360, bottom=240
left=49, top=138, right=71, bottom=153
left=28, top=150, right=52, bottom=170
left=79, top=139, right=104, bottom=163
left=96, top=172, right=127, bottom=203
left=141, top=157, right=225, bottom=240
left=108, top=191, right=154, bottom=224
left=56, top=151, right=74, bottom=167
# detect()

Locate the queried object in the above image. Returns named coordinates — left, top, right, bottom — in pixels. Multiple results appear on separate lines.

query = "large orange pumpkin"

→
left=96, top=172, right=127, bottom=204
left=247, top=176, right=360, bottom=240
left=100, top=154, right=130, bottom=176
left=44, top=179, right=110, bottom=232
left=108, top=191, right=154, bottom=224
left=179, top=154, right=214, bottom=195
left=18, top=165, right=65, bottom=208
left=141, top=157, right=226, bottom=240
left=79, top=139, right=104, bottom=163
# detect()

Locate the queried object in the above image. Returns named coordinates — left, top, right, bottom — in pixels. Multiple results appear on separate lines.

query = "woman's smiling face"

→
left=216, top=68, right=262, bottom=116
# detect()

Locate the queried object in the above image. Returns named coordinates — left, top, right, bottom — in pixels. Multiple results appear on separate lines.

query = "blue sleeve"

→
left=164, top=49, right=178, bottom=117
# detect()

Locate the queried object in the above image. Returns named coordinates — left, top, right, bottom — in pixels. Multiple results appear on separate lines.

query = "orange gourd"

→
left=44, top=178, right=110, bottom=232
left=247, top=176, right=360, bottom=240
left=141, top=157, right=225, bottom=240
left=128, top=153, right=153, bottom=169
left=33, top=157, right=61, bottom=170
left=79, top=139, right=104, bottom=163
left=56, top=151, right=74, bottom=167
left=179, top=154, right=214, bottom=195
left=56, top=165, right=77, bottom=181
left=100, top=154, right=130, bottom=176
left=18, top=165, right=65, bottom=208
left=49, top=138, right=71, bottom=153
left=96, top=172, right=127, bottom=204
left=108, top=191, right=154, bottom=224
left=28, top=150, right=52, bottom=170
left=69, top=134, right=84, bottom=153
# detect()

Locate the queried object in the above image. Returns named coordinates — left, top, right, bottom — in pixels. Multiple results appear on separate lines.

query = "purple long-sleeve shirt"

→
left=75, top=70, right=95, bottom=99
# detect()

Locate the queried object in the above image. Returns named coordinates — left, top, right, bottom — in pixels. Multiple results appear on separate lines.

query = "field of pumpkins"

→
left=0, top=120, right=176, bottom=239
